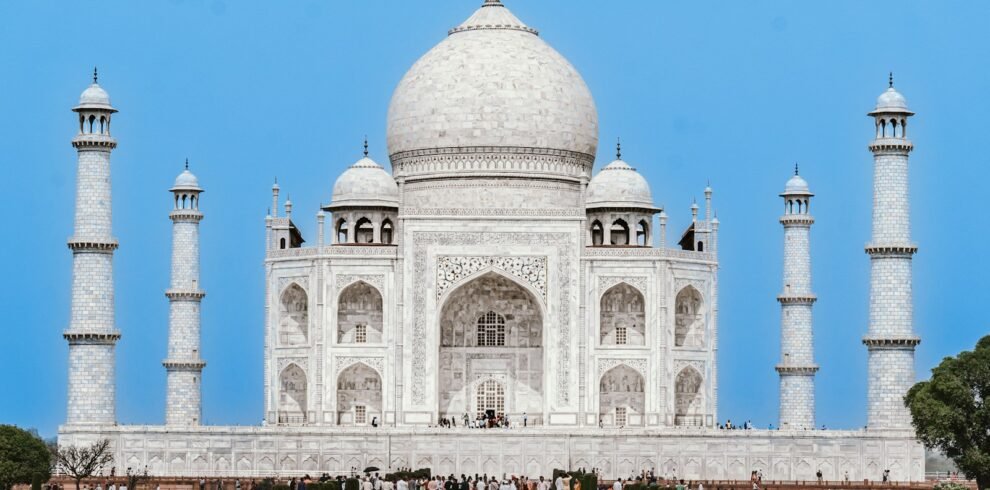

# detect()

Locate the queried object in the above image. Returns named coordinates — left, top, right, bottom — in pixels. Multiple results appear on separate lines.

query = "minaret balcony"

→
left=63, top=330, right=122, bottom=344
left=71, top=133, right=117, bottom=149
left=777, top=294, right=817, bottom=305
left=162, top=359, right=207, bottom=370
left=66, top=238, right=119, bottom=252
left=779, top=215, right=815, bottom=226
left=864, top=243, right=918, bottom=256
left=862, top=336, right=921, bottom=349
left=775, top=364, right=819, bottom=375
left=169, top=210, right=204, bottom=222
left=165, top=289, right=206, bottom=301
left=868, top=138, right=913, bottom=153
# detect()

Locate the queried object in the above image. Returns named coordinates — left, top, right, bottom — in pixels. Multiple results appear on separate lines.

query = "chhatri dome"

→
left=171, top=161, right=202, bottom=191
left=870, top=74, right=912, bottom=115
left=783, top=166, right=810, bottom=195
left=328, top=153, right=400, bottom=209
left=74, top=68, right=115, bottom=112
left=586, top=143, right=657, bottom=210
left=386, top=0, right=598, bottom=160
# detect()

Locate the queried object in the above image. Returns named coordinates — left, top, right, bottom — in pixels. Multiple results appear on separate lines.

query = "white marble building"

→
left=59, top=0, right=925, bottom=481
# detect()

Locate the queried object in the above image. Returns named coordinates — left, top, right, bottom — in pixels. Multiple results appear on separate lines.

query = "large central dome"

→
left=386, top=0, right=599, bottom=185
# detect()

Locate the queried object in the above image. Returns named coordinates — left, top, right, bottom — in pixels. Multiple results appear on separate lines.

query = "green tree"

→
left=905, top=335, right=990, bottom=490
left=0, top=425, right=52, bottom=490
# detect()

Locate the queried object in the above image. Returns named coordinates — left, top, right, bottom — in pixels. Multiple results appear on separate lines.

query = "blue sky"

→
left=1, top=0, right=987, bottom=437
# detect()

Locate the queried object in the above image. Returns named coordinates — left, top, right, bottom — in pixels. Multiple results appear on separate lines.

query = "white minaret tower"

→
left=64, top=70, right=120, bottom=426
left=865, top=75, right=919, bottom=430
left=164, top=160, right=206, bottom=426
left=776, top=165, right=818, bottom=430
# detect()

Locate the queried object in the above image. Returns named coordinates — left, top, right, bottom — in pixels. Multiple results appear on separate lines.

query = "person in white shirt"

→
left=397, top=479, right=408, bottom=490
left=612, top=479, right=622, bottom=490
left=554, top=476, right=564, bottom=490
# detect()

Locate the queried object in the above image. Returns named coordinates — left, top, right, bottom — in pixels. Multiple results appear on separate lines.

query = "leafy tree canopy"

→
left=906, top=335, right=990, bottom=490
left=0, top=425, right=52, bottom=490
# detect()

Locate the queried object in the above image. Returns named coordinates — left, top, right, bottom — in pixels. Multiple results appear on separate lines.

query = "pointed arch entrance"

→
left=336, top=362, right=382, bottom=426
left=438, top=271, right=545, bottom=424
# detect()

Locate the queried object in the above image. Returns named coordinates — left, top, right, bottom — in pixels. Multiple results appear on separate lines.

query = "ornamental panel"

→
left=597, top=358, right=648, bottom=378
left=335, top=274, right=385, bottom=292
left=437, top=255, right=547, bottom=301
left=598, top=276, right=649, bottom=297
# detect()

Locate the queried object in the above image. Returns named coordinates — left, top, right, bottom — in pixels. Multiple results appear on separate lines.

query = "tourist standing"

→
left=613, top=479, right=622, bottom=490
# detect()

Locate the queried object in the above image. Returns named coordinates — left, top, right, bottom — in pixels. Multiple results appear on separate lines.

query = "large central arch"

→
left=437, top=271, right=545, bottom=424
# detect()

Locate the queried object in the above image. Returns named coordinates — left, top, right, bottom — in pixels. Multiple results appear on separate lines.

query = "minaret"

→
left=864, top=75, right=919, bottom=430
left=164, top=160, right=206, bottom=426
left=776, top=165, right=818, bottom=430
left=64, top=70, right=120, bottom=426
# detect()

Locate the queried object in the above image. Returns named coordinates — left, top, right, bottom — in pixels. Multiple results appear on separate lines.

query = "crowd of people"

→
left=436, top=412, right=531, bottom=429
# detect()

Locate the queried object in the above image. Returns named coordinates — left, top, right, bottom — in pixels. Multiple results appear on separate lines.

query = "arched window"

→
left=475, top=379, right=505, bottom=418
left=355, top=218, right=374, bottom=244
left=336, top=362, right=382, bottom=426
left=278, top=364, right=307, bottom=425
left=381, top=219, right=394, bottom=245
left=279, top=284, right=309, bottom=345
left=675, top=286, right=704, bottom=347
left=88, top=115, right=96, bottom=133
left=697, top=241, right=704, bottom=252
left=591, top=220, right=604, bottom=246
left=600, top=283, right=646, bottom=346
left=610, top=219, right=630, bottom=246
left=280, top=237, right=287, bottom=249
left=599, top=364, right=645, bottom=427
left=636, top=220, right=649, bottom=246
left=337, top=281, right=384, bottom=344
left=675, top=367, right=703, bottom=427
left=336, top=219, right=348, bottom=244
left=476, top=311, right=506, bottom=347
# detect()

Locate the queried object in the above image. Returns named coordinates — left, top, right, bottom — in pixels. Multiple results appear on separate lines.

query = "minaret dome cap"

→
left=74, top=83, right=116, bottom=113
left=171, top=169, right=202, bottom=192
left=782, top=174, right=812, bottom=196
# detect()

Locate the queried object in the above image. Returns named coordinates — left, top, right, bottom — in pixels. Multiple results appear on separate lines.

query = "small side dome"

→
left=327, top=157, right=399, bottom=209
left=171, top=169, right=202, bottom=192
left=783, top=174, right=810, bottom=195
left=586, top=159, right=657, bottom=210
left=74, top=83, right=116, bottom=112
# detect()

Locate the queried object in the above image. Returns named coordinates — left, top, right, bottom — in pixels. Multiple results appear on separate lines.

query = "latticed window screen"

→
left=355, top=324, right=367, bottom=343
left=476, top=379, right=505, bottom=417
left=355, top=405, right=366, bottom=424
left=476, top=311, right=506, bottom=346
left=615, top=406, right=627, bottom=426
left=616, top=326, right=627, bottom=345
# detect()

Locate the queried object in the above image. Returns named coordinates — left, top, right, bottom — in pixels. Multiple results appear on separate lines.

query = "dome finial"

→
left=795, top=162, right=799, bottom=176
left=616, top=137, right=622, bottom=160
left=185, top=158, right=189, bottom=170
left=889, top=72, right=894, bottom=88
left=93, top=66, right=98, bottom=84
left=363, top=136, right=369, bottom=157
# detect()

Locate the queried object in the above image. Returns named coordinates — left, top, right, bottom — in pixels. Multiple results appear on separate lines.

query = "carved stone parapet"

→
left=774, top=365, right=819, bottom=375
left=162, top=359, right=207, bottom=370
left=865, top=244, right=918, bottom=256
left=389, top=146, right=594, bottom=182
left=862, top=336, right=921, bottom=349
left=72, top=134, right=118, bottom=149
left=777, top=294, right=817, bottom=305
left=63, top=331, right=122, bottom=344
left=779, top=215, right=815, bottom=226
left=67, top=238, right=119, bottom=252
left=165, top=289, right=206, bottom=301
left=169, top=210, right=204, bottom=222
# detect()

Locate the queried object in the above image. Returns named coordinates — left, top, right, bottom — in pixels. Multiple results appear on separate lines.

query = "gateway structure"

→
left=59, top=0, right=924, bottom=481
